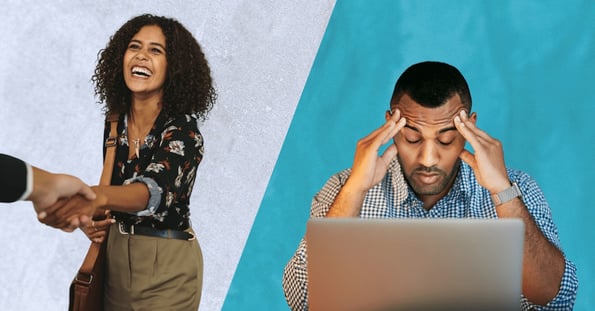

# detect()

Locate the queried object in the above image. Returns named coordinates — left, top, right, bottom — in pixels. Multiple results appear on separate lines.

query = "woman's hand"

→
left=80, top=214, right=115, bottom=243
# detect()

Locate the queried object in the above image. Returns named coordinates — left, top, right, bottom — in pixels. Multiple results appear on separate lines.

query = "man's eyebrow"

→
left=404, top=124, right=419, bottom=132
left=438, top=126, right=457, bottom=134
left=403, top=124, right=457, bottom=134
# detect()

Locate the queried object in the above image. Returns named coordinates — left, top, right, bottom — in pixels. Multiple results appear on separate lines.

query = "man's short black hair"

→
left=390, top=61, right=472, bottom=111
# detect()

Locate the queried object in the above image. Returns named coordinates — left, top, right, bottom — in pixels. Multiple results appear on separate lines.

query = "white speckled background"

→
left=0, top=1, right=335, bottom=310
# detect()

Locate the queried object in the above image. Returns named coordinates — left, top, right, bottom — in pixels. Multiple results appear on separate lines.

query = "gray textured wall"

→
left=0, top=1, right=335, bottom=310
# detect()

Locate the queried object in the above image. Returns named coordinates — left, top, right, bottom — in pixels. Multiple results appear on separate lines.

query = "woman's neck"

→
left=127, top=99, right=161, bottom=159
left=129, top=98, right=162, bottom=128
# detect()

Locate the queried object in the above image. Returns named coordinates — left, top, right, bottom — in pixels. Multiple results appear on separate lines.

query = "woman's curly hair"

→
left=92, top=14, right=216, bottom=120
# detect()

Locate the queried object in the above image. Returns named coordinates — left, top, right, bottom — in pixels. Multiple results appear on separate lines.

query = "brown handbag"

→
left=68, top=114, right=119, bottom=311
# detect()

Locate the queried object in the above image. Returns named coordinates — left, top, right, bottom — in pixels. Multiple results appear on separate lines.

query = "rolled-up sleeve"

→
left=521, top=259, right=578, bottom=310
left=282, top=172, right=349, bottom=310
left=123, top=175, right=162, bottom=216
left=513, top=170, right=579, bottom=310
left=283, top=238, right=310, bottom=311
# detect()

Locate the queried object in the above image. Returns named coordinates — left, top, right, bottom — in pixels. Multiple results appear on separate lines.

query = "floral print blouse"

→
left=102, top=112, right=204, bottom=230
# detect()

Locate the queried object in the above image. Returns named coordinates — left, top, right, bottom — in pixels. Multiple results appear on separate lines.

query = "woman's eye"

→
left=151, top=48, right=163, bottom=54
left=128, top=43, right=140, bottom=50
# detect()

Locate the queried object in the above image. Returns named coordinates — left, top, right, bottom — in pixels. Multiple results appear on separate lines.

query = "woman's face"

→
left=123, top=25, right=168, bottom=101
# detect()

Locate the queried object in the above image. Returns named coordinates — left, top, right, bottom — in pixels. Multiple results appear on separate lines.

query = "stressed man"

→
left=282, top=61, right=578, bottom=310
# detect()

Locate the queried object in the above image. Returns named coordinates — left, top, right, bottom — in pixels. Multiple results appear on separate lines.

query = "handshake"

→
left=30, top=166, right=103, bottom=232
left=1, top=153, right=106, bottom=233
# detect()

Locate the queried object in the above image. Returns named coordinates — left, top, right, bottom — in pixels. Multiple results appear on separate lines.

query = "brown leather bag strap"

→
left=77, top=113, right=119, bottom=275
left=69, top=113, right=118, bottom=311
left=75, top=241, right=105, bottom=281
left=100, top=113, right=119, bottom=186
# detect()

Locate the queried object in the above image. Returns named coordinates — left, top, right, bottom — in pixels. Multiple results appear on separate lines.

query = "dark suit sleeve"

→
left=0, top=153, right=28, bottom=203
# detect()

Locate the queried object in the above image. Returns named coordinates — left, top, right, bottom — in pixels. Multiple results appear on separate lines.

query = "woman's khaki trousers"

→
left=103, top=224, right=203, bottom=311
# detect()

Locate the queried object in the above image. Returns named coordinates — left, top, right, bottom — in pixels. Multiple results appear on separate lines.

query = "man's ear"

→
left=469, top=112, right=477, bottom=125
left=385, top=109, right=393, bottom=122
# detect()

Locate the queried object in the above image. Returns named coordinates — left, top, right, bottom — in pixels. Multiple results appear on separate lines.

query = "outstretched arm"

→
left=0, top=153, right=96, bottom=231
left=39, top=182, right=149, bottom=239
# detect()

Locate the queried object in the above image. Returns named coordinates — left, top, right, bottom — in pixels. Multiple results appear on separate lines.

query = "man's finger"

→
left=40, top=197, right=80, bottom=228
left=388, top=108, right=402, bottom=122
left=380, top=144, right=398, bottom=166
left=363, top=108, right=404, bottom=146
left=458, top=111, right=493, bottom=141
left=37, top=211, right=47, bottom=220
left=61, top=224, right=77, bottom=233
left=79, top=215, right=92, bottom=227
left=459, top=149, right=477, bottom=171
left=78, top=185, right=97, bottom=201
left=67, top=215, right=80, bottom=228
left=41, top=197, right=70, bottom=219
left=454, top=115, right=481, bottom=150
left=380, top=117, right=406, bottom=146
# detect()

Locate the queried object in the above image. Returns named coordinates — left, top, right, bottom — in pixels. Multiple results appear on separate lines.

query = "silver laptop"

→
left=306, top=218, right=524, bottom=311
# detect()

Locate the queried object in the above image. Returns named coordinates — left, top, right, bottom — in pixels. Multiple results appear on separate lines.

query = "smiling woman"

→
left=93, top=14, right=216, bottom=121
left=48, top=14, right=217, bottom=311
left=123, top=25, right=168, bottom=102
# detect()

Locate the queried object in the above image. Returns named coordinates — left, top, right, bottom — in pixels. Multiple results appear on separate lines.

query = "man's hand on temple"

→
left=327, top=109, right=406, bottom=217
left=454, top=110, right=511, bottom=194
left=346, top=108, right=406, bottom=194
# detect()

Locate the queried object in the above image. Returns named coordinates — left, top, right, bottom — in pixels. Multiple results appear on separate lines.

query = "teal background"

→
left=224, top=1, right=594, bottom=310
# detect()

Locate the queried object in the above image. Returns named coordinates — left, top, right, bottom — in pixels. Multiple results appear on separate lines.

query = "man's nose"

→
left=418, top=141, right=439, bottom=168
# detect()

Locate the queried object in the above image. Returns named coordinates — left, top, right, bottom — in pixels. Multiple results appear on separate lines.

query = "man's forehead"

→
left=395, top=94, right=465, bottom=131
left=401, top=108, right=459, bottom=127
left=394, top=94, right=465, bottom=125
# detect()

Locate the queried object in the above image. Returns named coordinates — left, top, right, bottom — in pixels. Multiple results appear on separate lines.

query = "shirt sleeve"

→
left=282, top=238, right=309, bottom=311
left=512, top=170, right=579, bottom=310
left=282, top=171, right=350, bottom=310
left=127, top=115, right=204, bottom=216
left=0, top=153, right=31, bottom=202
left=17, top=161, right=33, bottom=201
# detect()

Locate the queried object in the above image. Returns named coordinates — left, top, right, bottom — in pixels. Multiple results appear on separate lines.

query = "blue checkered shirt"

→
left=282, top=158, right=578, bottom=310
